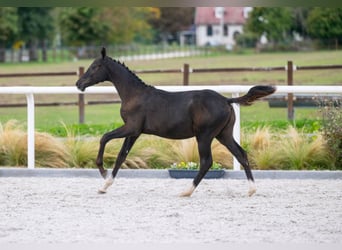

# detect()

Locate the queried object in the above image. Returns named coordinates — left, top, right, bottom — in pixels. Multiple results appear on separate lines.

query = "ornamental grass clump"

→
left=245, top=126, right=333, bottom=170
left=246, top=127, right=282, bottom=170
left=62, top=123, right=99, bottom=168
left=0, top=120, right=69, bottom=167
left=0, top=120, right=27, bottom=166
left=278, top=127, right=333, bottom=170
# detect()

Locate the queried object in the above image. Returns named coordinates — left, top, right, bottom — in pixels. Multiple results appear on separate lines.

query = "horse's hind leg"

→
left=180, top=137, right=213, bottom=197
left=98, top=135, right=139, bottom=194
left=216, top=132, right=256, bottom=197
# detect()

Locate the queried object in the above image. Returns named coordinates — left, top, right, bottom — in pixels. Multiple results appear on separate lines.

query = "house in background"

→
left=195, top=7, right=252, bottom=50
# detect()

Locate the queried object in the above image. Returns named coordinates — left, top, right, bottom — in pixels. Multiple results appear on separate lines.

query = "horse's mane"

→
left=109, top=57, right=151, bottom=88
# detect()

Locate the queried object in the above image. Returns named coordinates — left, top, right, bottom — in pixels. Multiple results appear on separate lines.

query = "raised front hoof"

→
left=100, top=169, right=108, bottom=179
left=98, top=189, right=107, bottom=194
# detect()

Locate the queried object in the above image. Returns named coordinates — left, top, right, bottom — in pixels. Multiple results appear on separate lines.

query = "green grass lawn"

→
left=1, top=50, right=341, bottom=86
left=0, top=50, right=339, bottom=135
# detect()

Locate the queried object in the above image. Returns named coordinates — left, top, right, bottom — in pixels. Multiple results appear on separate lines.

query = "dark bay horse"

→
left=76, top=48, right=276, bottom=197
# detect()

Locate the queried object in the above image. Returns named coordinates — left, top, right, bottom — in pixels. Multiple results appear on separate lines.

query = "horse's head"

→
left=76, top=47, right=109, bottom=91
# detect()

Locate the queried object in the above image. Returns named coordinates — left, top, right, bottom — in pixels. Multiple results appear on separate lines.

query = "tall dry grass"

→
left=0, top=120, right=27, bottom=166
left=0, top=120, right=69, bottom=167
left=245, top=126, right=333, bottom=170
left=0, top=120, right=334, bottom=170
left=245, top=127, right=282, bottom=170
left=278, top=127, right=333, bottom=170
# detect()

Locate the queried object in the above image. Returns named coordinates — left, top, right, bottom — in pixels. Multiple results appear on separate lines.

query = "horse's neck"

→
left=107, top=60, right=146, bottom=102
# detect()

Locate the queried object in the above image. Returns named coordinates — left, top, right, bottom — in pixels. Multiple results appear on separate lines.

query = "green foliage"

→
left=17, top=7, right=55, bottom=61
left=320, top=99, right=342, bottom=168
left=59, top=7, right=111, bottom=46
left=0, top=7, right=18, bottom=62
left=59, top=7, right=158, bottom=46
left=246, top=7, right=293, bottom=44
left=235, top=32, right=259, bottom=48
left=307, top=8, right=342, bottom=41
left=0, top=7, right=18, bottom=44
left=242, top=119, right=321, bottom=134
left=47, top=122, right=123, bottom=137
left=18, top=7, right=54, bottom=40
left=105, top=7, right=159, bottom=44
left=149, top=7, right=194, bottom=43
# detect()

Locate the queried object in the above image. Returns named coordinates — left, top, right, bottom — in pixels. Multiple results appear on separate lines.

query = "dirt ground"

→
left=0, top=177, right=341, bottom=244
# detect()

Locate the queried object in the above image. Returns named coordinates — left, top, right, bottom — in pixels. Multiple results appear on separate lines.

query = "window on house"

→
left=223, top=25, right=228, bottom=36
left=207, top=25, right=213, bottom=36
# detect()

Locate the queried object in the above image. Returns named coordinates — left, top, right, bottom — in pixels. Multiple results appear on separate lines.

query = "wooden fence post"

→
left=183, top=63, right=189, bottom=85
left=287, top=61, right=294, bottom=121
left=78, top=66, right=85, bottom=124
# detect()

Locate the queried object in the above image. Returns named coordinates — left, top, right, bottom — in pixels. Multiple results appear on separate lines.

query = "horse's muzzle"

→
left=76, top=80, right=86, bottom=92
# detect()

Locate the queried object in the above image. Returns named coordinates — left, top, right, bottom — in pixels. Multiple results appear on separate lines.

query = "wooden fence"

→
left=1, top=62, right=341, bottom=122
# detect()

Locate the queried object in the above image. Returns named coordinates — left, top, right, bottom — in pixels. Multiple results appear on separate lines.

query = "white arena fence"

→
left=0, top=85, right=341, bottom=170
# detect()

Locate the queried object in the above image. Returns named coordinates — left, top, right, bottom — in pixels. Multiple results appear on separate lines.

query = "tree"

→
left=0, top=7, right=18, bottom=62
left=101, top=7, right=160, bottom=44
left=59, top=7, right=159, bottom=48
left=149, top=7, right=195, bottom=44
left=17, top=7, right=55, bottom=62
left=246, top=7, right=293, bottom=45
left=290, top=7, right=312, bottom=39
left=306, top=8, right=342, bottom=49
left=59, top=7, right=111, bottom=47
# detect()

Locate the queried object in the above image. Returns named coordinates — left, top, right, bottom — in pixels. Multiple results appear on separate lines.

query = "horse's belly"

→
left=143, top=119, right=194, bottom=139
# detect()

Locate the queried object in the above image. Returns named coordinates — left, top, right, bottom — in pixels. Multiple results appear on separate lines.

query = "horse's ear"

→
left=101, top=47, right=106, bottom=59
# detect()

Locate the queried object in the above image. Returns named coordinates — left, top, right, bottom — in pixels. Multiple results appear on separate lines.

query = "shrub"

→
left=320, top=99, right=342, bottom=169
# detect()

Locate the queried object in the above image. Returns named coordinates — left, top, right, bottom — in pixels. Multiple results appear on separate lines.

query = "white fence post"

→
left=26, top=93, right=35, bottom=169
left=232, top=92, right=241, bottom=170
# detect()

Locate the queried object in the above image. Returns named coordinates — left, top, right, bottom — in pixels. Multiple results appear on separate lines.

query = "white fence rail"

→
left=1, top=85, right=341, bottom=170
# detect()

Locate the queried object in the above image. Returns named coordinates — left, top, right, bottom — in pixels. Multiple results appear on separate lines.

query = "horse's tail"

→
left=227, top=85, right=276, bottom=106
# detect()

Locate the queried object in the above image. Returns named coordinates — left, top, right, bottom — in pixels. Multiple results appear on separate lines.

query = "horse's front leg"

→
left=98, top=135, right=139, bottom=194
left=95, top=126, right=134, bottom=179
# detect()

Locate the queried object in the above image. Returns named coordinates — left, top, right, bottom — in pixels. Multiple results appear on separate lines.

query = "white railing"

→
left=1, top=85, right=341, bottom=170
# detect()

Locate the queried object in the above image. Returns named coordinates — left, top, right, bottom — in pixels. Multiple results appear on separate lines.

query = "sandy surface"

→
left=0, top=177, right=341, bottom=244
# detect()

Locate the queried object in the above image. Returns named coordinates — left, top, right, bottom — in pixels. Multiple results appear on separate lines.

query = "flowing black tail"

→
left=227, top=85, right=276, bottom=106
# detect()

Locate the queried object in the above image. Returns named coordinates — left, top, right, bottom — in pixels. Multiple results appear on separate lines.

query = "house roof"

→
left=195, top=7, right=247, bottom=25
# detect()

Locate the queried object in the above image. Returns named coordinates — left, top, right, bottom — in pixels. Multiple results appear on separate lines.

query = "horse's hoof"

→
left=248, top=188, right=256, bottom=197
left=100, top=169, right=108, bottom=179
left=98, top=189, right=107, bottom=194
left=179, top=192, right=192, bottom=197
left=179, top=185, right=195, bottom=197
